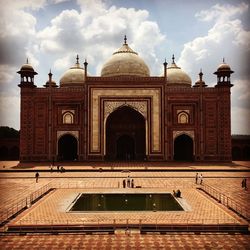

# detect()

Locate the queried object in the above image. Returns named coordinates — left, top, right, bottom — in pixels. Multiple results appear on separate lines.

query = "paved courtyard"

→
left=0, top=161, right=249, bottom=249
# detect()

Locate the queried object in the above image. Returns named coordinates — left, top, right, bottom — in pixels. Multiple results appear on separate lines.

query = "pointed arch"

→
left=105, top=106, right=146, bottom=160
left=174, top=134, right=193, bottom=161
left=57, top=133, right=78, bottom=161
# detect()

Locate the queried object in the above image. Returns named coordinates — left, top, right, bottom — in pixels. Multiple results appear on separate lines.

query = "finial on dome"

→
left=172, top=54, right=175, bottom=64
left=223, top=57, right=225, bottom=63
left=76, top=54, right=79, bottom=64
left=84, top=58, right=88, bottom=66
left=124, top=35, right=127, bottom=45
left=163, top=58, right=168, bottom=66
left=26, top=58, right=29, bottom=64
left=48, top=69, right=53, bottom=82
left=199, top=68, right=203, bottom=81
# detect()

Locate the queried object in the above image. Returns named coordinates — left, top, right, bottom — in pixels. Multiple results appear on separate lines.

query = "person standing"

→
left=244, top=178, right=247, bottom=190
left=200, top=174, right=203, bottom=185
left=131, top=179, right=134, bottom=188
left=195, top=173, right=198, bottom=184
left=127, top=176, right=131, bottom=188
left=35, top=172, right=39, bottom=183
left=242, top=178, right=247, bottom=190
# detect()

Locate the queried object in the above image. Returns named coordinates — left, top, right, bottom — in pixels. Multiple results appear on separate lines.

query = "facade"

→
left=18, top=38, right=234, bottom=162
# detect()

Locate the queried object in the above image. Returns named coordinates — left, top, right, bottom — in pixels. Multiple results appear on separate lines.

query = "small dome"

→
left=20, top=63, right=35, bottom=72
left=17, top=59, right=37, bottom=75
left=44, top=70, right=58, bottom=88
left=216, top=59, right=233, bottom=72
left=217, top=63, right=231, bottom=71
left=60, top=56, right=86, bottom=87
left=214, top=59, right=234, bottom=76
left=101, top=36, right=150, bottom=77
left=193, top=70, right=207, bottom=88
left=167, top=56, right=191, bottom=87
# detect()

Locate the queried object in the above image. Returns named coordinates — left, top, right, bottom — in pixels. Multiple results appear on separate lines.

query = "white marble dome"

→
left=60, top=57, right=86, bottom=87
left=101, top=39, right=150, bottom=77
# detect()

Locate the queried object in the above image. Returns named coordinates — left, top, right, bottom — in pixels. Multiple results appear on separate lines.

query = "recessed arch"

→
left=58, top=134, right=78, bottom=161
left=177, top=111, right=189, bottom=124
left=105, top=106, right=146, bottom=160
left=116, top=134, right=135, bottom=160
left=174, top=134, right=193, bottom=161
left=63, top=112, right=74, bottom=124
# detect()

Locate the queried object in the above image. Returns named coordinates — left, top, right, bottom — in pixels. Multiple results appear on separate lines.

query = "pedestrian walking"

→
left=200, top=174, right=203, bottom=185
left=35, top=172, right=39, bottom=183
left=127, top=175, right=131, bottom=188
left=195, top=173, right=198, bottom=184
left=242, top=178, right=247, bottom=190
left=123, top=179, right=126, bottom=188
left=131, top=179, right=134, bottom=188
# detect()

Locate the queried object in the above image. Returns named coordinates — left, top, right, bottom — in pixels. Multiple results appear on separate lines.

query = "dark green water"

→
left=70, top=193, right=183, bottom=211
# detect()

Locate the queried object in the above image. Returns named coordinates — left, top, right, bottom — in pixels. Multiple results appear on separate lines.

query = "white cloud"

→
left=232, top=79, right=250, bottom=108
left=179, top=3, right=249, bottom=73
left=231, top=106, right=250, bottom=135
left=37, top=3, right=165, bottom=76
left=0, top=95, right=20, bottom=130
left=53, top=54, right=72, bottom=71
left=0, top=65, right=16, bottom=86
left=0, top=0, right=47, bottom=11
left=195, top=2, right=248, bottom=23
left=178, top=2, right=250, bottom=134
left=0, top=3, right=38, bottom=66
left=51, top=0, right=70, bottom=4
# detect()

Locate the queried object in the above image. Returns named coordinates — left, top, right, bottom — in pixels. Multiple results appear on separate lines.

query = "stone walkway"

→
left=10, top=186, right=243, bottom=226
left=0, top=161, right=249, bottom=248
left=0, top=233, right=250, bottom=249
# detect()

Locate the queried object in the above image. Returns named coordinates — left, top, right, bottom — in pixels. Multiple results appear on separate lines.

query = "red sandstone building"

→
left=17, top=38, right=234, bottom=162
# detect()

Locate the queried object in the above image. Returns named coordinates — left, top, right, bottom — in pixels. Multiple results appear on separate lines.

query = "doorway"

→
left=106, top=106, right=145, bottom=160
left=58, top=134, right=78, bottom=161
left=174, top=134, right=193, bottom=161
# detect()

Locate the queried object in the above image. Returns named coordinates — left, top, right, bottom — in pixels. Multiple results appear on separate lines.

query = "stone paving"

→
left=0, top=161, right=250, bottom=249
left=0, top=233, right=250, bottom=249
left=10, top=186, right=243, bottom=226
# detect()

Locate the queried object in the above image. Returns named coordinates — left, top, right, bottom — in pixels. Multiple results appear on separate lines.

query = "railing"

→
left=6, top=218, right=248, bottom=234
left=198, top=183, right=249, bottom=221
left=52, top=180, right=195, bottom=189
left=0, top=183, right=53, bottom=226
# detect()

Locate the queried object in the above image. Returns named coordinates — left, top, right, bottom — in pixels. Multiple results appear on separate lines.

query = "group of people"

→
left=50, top=164, right=65, bottom=173
left=195, top=173, right=203, bottom=185
left=122, top=176, right=135, bottom=188
left=242, top=178, right=247, bottom=190
left=35, top=164, right=66, bottom=182
left=173, top=189, right=181, bottom=198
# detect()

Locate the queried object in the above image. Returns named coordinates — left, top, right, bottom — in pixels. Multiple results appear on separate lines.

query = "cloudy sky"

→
left=0, top=0, right=249, bottom=134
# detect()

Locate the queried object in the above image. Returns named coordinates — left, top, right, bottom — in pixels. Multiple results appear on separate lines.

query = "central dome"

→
left=101, top=37, right=150, bottom=77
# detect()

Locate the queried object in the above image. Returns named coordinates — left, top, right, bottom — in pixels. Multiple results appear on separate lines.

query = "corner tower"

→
left=17, top=59, right=37, bottom=88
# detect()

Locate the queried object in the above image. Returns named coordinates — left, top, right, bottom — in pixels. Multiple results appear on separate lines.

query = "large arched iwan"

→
left=106, top=106, right=145, bottom=160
